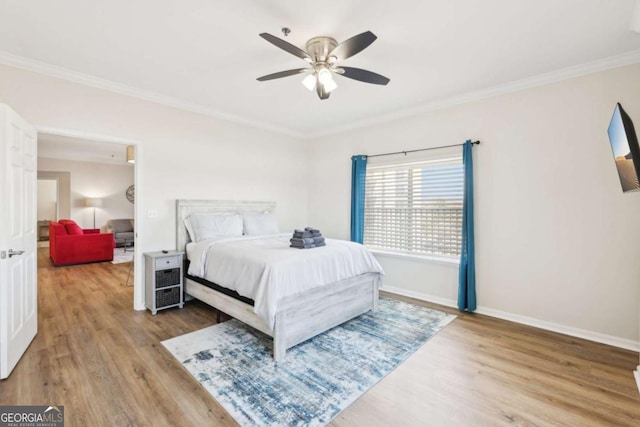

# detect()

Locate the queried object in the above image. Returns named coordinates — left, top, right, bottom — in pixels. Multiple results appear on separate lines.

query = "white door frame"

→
left=36, top=126, right=145, bottom=310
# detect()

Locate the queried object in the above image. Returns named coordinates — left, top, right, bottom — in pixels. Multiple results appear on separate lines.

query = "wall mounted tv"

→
left=607, top=103, right=640, bottom=192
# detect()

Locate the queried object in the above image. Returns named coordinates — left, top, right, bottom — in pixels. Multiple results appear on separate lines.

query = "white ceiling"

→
left=38, top=133, right=133, bottom=166
left=1, top=0, right=640, bottom=138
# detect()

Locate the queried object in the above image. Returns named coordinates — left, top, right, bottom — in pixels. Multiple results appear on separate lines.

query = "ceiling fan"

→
left=256, top=30, right=390, bottom=100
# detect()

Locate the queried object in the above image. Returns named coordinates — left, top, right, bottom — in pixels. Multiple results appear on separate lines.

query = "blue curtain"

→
left=350, top=155, right=368, bottom=243
left=458, top=140, right=476, bottom=312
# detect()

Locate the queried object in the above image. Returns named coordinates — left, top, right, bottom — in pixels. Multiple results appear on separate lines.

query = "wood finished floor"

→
left=0, top=248, right=638, bottom=426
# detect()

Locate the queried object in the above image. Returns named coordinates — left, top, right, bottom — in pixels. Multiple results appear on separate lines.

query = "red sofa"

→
left=49, top=219, right=115, bottom=266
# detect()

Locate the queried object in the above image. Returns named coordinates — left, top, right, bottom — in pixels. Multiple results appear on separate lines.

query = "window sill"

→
left=369, top=249, right=460, bottom=266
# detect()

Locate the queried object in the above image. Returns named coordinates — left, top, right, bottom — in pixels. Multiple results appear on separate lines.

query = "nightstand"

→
left=144, top=251, right=184, bottom=314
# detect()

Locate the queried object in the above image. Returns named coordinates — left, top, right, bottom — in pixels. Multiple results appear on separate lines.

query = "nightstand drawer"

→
left=155, top=286, right=181, bottom=308
left=155, top=268, right=180, bottom=288
left=155, top=256, right=180, bottom=270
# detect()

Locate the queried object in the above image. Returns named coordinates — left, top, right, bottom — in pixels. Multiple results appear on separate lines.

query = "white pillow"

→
left=243, top=212, right=279, bottom=236
left=183, top=217, right=196, bottom=242
left=186, top=213, right=243, bottom=242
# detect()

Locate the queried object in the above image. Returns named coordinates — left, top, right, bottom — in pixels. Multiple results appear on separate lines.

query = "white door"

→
left=0, top=104, right=37, bottom=379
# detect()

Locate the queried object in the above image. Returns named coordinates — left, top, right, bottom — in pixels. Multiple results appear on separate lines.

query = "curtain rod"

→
left=366, top=140, right=480, bottom=159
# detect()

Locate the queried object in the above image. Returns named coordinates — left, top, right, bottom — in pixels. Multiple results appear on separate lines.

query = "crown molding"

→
left=1, top=49, right=640, bottom=140
left=307, top=49, right=640, bottom=139
left=0, top=51, right=304, bottom=139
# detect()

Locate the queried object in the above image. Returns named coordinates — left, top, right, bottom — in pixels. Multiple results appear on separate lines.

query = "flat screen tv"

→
left=607, top=103, right=640, bottom=192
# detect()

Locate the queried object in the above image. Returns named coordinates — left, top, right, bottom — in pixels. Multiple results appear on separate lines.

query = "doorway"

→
left=36, top=178, right=56, bottom=244
left=37, top=179, right=57, bottom=221
left=36, top=128, right=142, bottom=310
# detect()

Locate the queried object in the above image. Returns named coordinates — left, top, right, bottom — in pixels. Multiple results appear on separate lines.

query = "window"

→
left=363, top=157, right=463, bottom=258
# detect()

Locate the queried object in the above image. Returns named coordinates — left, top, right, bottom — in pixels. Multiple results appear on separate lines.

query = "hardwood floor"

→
left=1, top=248, right=638, bottom=426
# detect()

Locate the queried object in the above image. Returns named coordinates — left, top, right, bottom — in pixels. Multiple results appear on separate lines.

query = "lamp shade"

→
left=85, top=197, right=103, bottom=208
left=126, top=145, right=135, bottom=164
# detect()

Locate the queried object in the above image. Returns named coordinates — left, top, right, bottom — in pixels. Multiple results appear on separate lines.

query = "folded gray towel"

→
left=290, top=243, right=315, bottom=249
left=291, top=237, right=316, bottom=245
left=291, top=228, right=323, bottom=248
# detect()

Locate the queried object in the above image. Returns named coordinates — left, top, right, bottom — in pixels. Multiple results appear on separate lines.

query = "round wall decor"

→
left=126, top=185, right=135, bottom=203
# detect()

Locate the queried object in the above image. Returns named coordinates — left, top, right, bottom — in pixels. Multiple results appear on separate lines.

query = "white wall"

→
left=0, top=63, right=310, bottom=310
left=37, top=157, right=134, bottom=229
left=1, top=59, right=637, bottom=349
left=308, top=64, right=640, bottom=347
left=37, top=179, right=57, bottom=221
left=37, top=171, right=70, bottom=219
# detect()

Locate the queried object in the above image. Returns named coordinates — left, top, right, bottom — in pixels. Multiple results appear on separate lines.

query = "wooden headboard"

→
left=175, top=199, right=277, bottom=252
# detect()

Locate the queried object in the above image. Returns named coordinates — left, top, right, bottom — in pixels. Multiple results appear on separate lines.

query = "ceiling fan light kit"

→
left=317, top=67, right=337, bottom=92
left=301, top=73, right=317, bottom=91
left=257, top=31, right=390, bottom=100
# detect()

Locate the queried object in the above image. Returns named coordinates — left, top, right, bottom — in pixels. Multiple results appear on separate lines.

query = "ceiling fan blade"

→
left=316, top=83, right=330, bottom=100
left=329, top=31, right=377, bottom=61
left=257, top=68, right=308, bottom=81
left=259, top=33, right=311, bottom=61
left=338, top=67, right=390, bottom=85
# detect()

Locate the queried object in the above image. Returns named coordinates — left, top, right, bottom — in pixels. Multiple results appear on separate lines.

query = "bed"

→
left=176, top=199, right=383, bottom=361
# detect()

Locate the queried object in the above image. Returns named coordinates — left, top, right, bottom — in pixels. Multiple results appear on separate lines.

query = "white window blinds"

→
left=363, top=157, right=463, bottom=258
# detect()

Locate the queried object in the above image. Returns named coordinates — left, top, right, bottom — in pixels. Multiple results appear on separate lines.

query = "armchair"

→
left=106, top=219, right=134, bottom=248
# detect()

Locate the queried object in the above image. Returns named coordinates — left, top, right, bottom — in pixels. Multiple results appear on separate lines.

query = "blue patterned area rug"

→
left=162, top=297, right=455, bottom=427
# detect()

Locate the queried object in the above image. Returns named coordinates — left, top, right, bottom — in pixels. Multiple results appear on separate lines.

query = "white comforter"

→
left=186, top=233, right=384, bottom=329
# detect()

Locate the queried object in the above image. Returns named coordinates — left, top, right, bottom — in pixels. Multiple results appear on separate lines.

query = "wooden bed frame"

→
left=176, top=199, right=380, bottom=361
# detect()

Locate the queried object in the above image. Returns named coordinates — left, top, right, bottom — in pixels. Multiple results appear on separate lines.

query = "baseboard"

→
left=382, top=285, right=458, bottom=309
left=635, top=367, right=640, bottom=394
left=474, top=306, right=639, bottom=352
left=381, top=285, right=639, bottom=352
